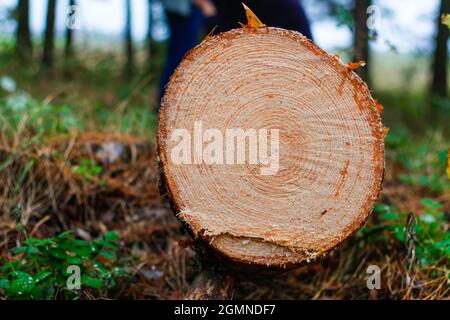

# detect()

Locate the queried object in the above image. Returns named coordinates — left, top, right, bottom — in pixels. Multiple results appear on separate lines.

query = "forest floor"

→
left=0, top=43, right=448, bottom=300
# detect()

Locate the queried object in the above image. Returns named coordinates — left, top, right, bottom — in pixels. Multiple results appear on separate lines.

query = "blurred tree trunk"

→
left=352, top=0, right=371, bottom=84
left=124, top=0, right=135, bottom=79
left=431, top=0, right=449, bottom=98
left=65, top=0, right=76, bottom=61
left=16, top=0, right=32, bottom=62
left=43, top=0, right=57, bottom=67
left=147, top=0, right=153, bottom=65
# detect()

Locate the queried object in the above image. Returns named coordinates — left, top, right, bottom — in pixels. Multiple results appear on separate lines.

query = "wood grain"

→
left=158, top=25, right=384, bottom=268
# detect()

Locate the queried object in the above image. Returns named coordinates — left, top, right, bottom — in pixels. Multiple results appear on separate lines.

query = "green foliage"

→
left=386, top=129, right=450, bottom=193
left=0, top=91, right=83, bottom=138
left=367, top=200, right=449, bottom=266
left=0, top=231, right=127, bottom=299
left=0, top=89, right=157, bottom=143
left=93, top=102, right=158, bottom=138
left=312, top=0, right=354, bottom=30
left=331, top=2, right=354, bottom=29
left=72, top=158, right=103, bottom=182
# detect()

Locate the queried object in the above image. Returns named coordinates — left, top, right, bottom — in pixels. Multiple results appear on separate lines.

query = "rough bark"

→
left=157, top=8, right=384, bottom=269
left=431, top=0, right=449, bottom=98
left=43, top=0, right=57, bottom=67
left=353, top=0, right=371, bottom=84
left=16, top=0, right=32, bottom=62
left=186, top=272, right=235, bottom=300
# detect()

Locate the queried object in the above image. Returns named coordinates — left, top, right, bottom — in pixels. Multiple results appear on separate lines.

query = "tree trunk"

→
left=16, top=0, right=32, bottom=62
left=65, top=0, right=76, bottom=61
left=157, top=8, right=384, bottom=269
left=124, top=0, right=135, bottom=79
left=352, top=0, right=371, bottom=84
left=431, top=0, right=449, bottom=98
left=147, top=0, right=153, bottom=65
left=43, top=0, right=57, bottom=67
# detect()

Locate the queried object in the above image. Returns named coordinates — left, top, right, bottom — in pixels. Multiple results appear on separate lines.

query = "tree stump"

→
left=158, top=6, right=384, bottom=269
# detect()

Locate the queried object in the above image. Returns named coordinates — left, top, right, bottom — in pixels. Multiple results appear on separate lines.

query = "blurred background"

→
left=0, top=0, right=448, bottom=300
left=0, top=0, right=449, bottom=133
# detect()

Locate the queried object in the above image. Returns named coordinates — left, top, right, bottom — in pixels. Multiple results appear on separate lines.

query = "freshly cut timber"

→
left=158, top=6, right=384, bottom=268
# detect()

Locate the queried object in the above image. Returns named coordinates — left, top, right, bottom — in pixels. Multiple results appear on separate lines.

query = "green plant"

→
left=386, top=129, right=450, bottom=193
left=367, top=199, right=449, bottom=267
left=0, top=231, right=127, bottom=299
left=0, top=91, right=83, bottom=139
left=72, top=158, right=103, bottom=182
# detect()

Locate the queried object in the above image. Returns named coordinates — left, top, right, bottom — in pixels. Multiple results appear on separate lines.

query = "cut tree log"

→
left=158, top=6, right=384, bottom=269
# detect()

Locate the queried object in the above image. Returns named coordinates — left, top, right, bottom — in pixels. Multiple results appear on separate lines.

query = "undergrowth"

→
left=366, top=199, right=449, bottom=267
left=0, top=231, right=127, bottom=299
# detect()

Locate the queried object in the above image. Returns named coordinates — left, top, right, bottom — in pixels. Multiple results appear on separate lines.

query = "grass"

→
left=0, top=37, right=161, bottom=141
left=0, top=39, right=448, bottom=300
